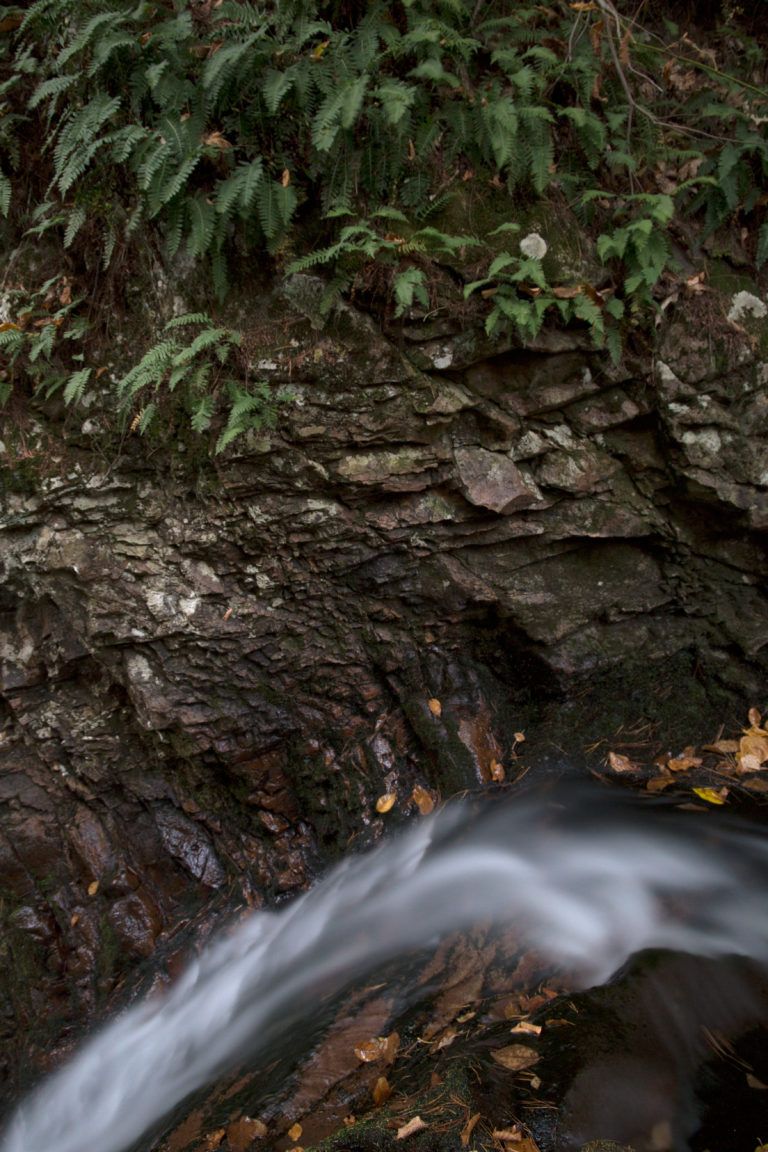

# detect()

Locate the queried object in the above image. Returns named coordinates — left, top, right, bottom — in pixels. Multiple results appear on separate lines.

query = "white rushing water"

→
left=4, top=786, right=768, bottom=1152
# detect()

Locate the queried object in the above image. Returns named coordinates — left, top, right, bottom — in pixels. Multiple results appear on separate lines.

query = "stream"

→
left=3, top=783, right=768, bottom=1152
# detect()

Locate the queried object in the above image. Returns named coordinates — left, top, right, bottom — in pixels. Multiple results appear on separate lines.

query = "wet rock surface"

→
left=1, top=275, right=768, bottom=1108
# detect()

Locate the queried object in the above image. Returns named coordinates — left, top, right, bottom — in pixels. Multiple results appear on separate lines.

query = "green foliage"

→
left=116, top=315, right=276, bottom=453
left=0, top=0, right=765, bottom=429
left=0, top=275, right=91, bottom=405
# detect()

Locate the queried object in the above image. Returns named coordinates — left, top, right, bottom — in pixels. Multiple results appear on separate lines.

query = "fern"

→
left=63, top=365, right=92, bottom=404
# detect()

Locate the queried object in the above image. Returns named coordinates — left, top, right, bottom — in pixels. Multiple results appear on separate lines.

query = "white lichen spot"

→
left=727, top=291, right=767, bottom=323
left=520, top=232, right=548, bottom=260
left=656, top=361, right=679, bottom=384
left=432, top=347, right=453, bottom=370
left=179, top=595, right=200, bottom=617
left=681, top=428, right=721, bottom=455
left=256, top=358, right=278, bottom=371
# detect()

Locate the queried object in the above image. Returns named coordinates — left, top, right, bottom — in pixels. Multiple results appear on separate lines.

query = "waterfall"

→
left=3, top=785, right=768, bottom=1152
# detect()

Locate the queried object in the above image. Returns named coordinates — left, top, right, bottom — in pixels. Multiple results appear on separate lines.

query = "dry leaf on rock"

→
left=646, top=775, right=673, bottom=793
left=373, top=1076, right=392, bottom=1106
left=702, top=739, right=739, bottom=755
left=375, top=793, right=396, bottom=814
left=460, top=1112, right=481, bottom=1147
left=607, top=751, right=635, bottom=773
left=491, top=1044, right=539, bottom=1071
left=287, top=1122, right=303, bottom=1142
left=748, top=706, right=763, bottom=728
left=396, top=1116, right=427, bottom=1139
left=202, top=1130, right=226, bottom=1150
left=227, top=1117, right=267, bottom=1152
left=692, top=786, right=728, bottom=805
left=667, top=747, right=702, bottom=772
left=492, top=1126, right=540, bottom=1150
left=510, top=1020, right=542, bottom=1036
left=411, top=784, right=435, bottom=815
left=354, top=1032, right=399, bottom=1064
left=87, top=880, right=99, bottom=896
left=428, top=698, right=442, bottom=717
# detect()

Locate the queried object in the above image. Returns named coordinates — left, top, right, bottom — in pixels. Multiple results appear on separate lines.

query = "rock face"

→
left=1, top=272, right=768, bottom=1090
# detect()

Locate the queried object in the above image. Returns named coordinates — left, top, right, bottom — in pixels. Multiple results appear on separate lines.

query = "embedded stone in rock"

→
left=153, top=807, right=226, bottom=888
left=454, top=447, right=541, bottom=513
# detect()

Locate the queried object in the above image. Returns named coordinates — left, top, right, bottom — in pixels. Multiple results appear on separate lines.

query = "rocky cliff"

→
left=1, top=263, right=768, bottom=1096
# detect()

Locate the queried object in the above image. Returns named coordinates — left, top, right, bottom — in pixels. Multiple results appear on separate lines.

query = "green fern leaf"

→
left=28, top=73, right=78, bottom=112
left=164, top=313, right=211, bottom=330
left=215, top=157, right=263, bottom=216
left=64, top=205, right=87, bottom=248
left=187, top=196, right=216, bottom=257
left=63, top=366, right=92, bottom=405
left=0, top=172, right=10, bottom=217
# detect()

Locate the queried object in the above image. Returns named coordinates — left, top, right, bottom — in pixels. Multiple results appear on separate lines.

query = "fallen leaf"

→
left=667, top=752, right=702, bottom=772
left=460, top=1112, right=481, bottom=1147
left=608, top=750, right=635, bottom=773
left=491, top=1044, right=539, bottom=1071
left=748, top=706, right=762, bottom=728
left=87, top=880, right=99, bottom=896
left=203, top=1130, right=226, bottom=1150
left=411, top=784, right=435, bottom=815
left=227, top=1117, right=267, bottom=1152
left=281, top=168, right=291, bottom=187
left=203, top=130, right=231, bottom=150
left=510, top=1020, right=542, bottom=1036
left=738, top=732, right=768, bottom=771
left=550, top=284, right=582, bottom=299
left=70, top=913, right=79, bottom=927
left=354, top=1037, right=387, bottom=1063
left=492, top=1126, right=540, bottom=1149
left=428, top=698, right=442, bottom=717
left=646, top=775, right=673, bottom=793
left=513, top=731, right=525, bottom=743
left=692, top=786, right=728, bottom=805
left=490, top=759, right=505, bottom=781
left=702, top=739, right=739, bottom=754
left=287, top=1122, right=303, bottom=1142
left=343, top=1115, right=356, bottom=1127
left=746, top=1072, right=768, bottom=1090
left=373, top=1076, right=392, bottom=1106
left=382, top=1031, right=400, bottom=1062
left=376, top=793, right=396, bottom=814
left=396, top=1116, right=427, bottom=1139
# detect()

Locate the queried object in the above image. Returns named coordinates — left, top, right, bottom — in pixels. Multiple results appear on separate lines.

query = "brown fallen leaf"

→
left=373, top=1075, right=392, bottom=1106
left=608, top=750, right=635, bottom=774
left=748, top=706, right=763, bottom=728
left=202, top=1130, right=226, bottom=1150
left=747, top=1072, right=768, bottom=1090
left=428, top=698, right=442, bottom=717
left=354, top=1037, right=387, bottom=1063
left=411, top=784, right=435, bottom=815
left=510, top=1020, right=542, bottom=1036
left=646, top=775, right=673, bottom=793
left=492, top=1126, right=540, bottom=1150
left=87, top=880, right=99, bottom=896
left=491, top=1044, right=539, bottom=1071
left=396, top=1116, right=427, bottom=1139
left=227, top=1117, right=267, bottom=1152
left=460, top=1112, right=481, bottom=1147
left=702, top=739, right=739, bottom=755
left=287, top=1122, right=303, bottom=1142
left=490, top=759, right=505, bottom=781
left=376, top=793, right=396, bottom=814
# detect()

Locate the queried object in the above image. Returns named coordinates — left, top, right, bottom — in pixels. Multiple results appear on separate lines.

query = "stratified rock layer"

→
left=1, top=273, right=767, bottom=1089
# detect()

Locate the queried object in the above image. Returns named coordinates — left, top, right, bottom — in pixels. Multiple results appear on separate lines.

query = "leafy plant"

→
left=0, top=275, right=91, bottom=405
left=116, top=314, right=276, bottom=453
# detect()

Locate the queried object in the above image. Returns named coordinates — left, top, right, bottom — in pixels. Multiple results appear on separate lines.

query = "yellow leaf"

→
left=428, top=698, right=442, bottom=717
left=70, top=913, right=79, bottom=927
left=373, top=1076, right=392, bottom=1106
left=411, top=784, right=435, bottom=815
left=87, top=880, right=99, bottom=896
left=288, top=1122, right=303, bottom=1142
left=376, top=793, right=396, bottom=814
left=396, top=1116, right=427, bottom=1140
left=281, top=168, right=291, bottom=187
left=491, top=1044, right=539, bottom=1071
left=692, top=787, right=728, bottom=805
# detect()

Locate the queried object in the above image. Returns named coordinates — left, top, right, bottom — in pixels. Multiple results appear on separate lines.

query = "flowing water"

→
left=4, top=785, right=768, bottom=1152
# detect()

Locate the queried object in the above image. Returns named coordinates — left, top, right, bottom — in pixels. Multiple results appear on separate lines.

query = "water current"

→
left=3, top=785, right=768, bottom=1152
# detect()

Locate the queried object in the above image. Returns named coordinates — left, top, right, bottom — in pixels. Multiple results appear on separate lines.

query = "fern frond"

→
left=63, top=204, right=87, bottom=248
left=164, top=313, right=211, bottom=330
left=0, top=171, right=10, bottom=217
left=63, top=366, right=92, bottom=405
